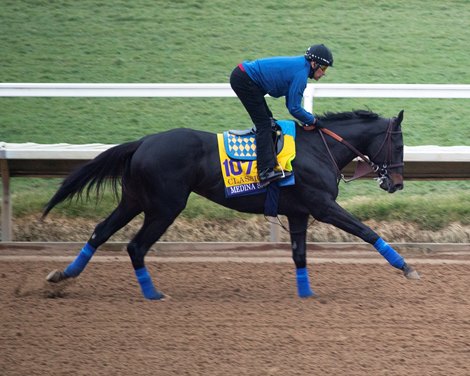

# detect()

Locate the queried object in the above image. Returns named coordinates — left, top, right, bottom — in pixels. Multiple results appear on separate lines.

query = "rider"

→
left=230, top=44, right=334, bottom=186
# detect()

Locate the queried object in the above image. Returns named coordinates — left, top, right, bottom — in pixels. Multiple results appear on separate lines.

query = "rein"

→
left=317, top=127, right=377, bottom=182
left=316, top=118, right=401, bottom=183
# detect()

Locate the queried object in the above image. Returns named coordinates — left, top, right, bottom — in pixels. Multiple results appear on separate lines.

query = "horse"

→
left=43, top=109, right=420, bottom=300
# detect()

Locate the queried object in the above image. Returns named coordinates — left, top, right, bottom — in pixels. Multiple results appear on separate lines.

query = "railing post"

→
left=0, top=160, right=12, bottom=241
left=303, top=86, right=315, bottom=112
left=269, top=219, right=280, bottom=242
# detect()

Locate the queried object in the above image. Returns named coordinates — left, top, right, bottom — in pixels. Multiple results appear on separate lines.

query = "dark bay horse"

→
left=44, top=109, right=420, bottom=300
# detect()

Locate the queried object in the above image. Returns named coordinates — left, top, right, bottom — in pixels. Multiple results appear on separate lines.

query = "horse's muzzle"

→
left=380, top=173, right=404, bottom=193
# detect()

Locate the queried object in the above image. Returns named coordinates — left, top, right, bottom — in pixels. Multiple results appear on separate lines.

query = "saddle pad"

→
left=217, top=120, right=296, bottom=198
left=223, top=131, right=257, bottom=160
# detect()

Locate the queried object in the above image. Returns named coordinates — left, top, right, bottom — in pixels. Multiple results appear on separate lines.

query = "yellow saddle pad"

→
left=217, top=120, right=296, bottom=197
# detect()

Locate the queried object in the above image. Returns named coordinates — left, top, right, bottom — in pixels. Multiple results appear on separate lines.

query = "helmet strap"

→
left=308, top=62, right=320, bottom=79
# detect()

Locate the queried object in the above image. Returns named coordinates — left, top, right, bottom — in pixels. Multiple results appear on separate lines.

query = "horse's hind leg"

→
left=46, top=198, right=141, bottom=283
left=127, top=194, right=190, bottom=300
left=127, top=213, right=182, bottom=300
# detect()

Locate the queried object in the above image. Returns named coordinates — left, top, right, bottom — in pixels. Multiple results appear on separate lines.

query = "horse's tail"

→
left=42, top=139, right=143, bottom=218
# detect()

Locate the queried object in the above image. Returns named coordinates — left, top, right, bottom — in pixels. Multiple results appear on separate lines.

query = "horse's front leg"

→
left=288, top=215, right=315, bottom=298
left=316, top=200, right=420, bottom=279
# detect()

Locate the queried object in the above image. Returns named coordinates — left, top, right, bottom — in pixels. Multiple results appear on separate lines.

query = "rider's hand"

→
left=302, top=124, right=316, bottom=131
left=302, top=118, right=322, bottom=131
left=313, top=118, right=323, bottom=128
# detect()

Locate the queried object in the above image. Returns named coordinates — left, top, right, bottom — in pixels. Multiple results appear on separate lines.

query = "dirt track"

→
left=1, top=247, right=470, bottom=376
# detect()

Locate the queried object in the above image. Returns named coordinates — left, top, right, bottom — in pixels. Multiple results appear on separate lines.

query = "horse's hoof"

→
left=145, top=291, right=166, bottom=301
left=299, top=294, right=316, bottom=299
left=402, top=264, right=420, bottom=280
left=299, top=291, right=315, bottom=299
left=46, top=269, right=67, bottom=283
left=405, top=269, right=420, bottom=280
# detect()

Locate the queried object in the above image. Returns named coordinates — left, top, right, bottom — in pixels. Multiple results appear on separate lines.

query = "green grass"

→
left=1, top=0, right=469, bottom=230
left=10, top=177, right=470, bottom=231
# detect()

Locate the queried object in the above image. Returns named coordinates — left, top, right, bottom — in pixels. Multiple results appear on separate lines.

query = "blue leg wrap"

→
left=64, top=243, right=96, bottom=278
left=296, top=267, right=314, bottom=298
left=374, top=238, right=405, bottom=269
left=135, top=267, right=164, bottom=300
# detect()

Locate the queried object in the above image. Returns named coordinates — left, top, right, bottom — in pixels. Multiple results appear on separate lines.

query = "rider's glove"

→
left=302, top=118, right=323, bottom=131
left=313, top=118, right=323, bottom=128
left=303, top=118, right=322, bottom=129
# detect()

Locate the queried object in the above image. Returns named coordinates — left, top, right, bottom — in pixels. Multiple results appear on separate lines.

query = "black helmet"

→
left=305, top=44, right=334, bottom=67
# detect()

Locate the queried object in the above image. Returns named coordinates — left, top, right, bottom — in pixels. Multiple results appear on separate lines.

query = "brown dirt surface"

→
left=1, top=248, right=470, bottom=376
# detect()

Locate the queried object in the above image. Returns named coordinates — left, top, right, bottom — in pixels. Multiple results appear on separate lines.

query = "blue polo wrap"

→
left=374, top=238, right=405, bottom=269
left=135, top=267, right=164, bottom=300
left=64, top=243, right=96, bottom=277
left=296, top=267, right=314, bottom=297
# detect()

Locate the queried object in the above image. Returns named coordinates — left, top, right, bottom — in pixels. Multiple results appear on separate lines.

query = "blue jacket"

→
left=241, top=56, right=315, bottom=125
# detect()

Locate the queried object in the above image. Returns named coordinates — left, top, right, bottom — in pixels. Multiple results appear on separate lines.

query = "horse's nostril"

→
left=396, top=184, right=404, bottom=191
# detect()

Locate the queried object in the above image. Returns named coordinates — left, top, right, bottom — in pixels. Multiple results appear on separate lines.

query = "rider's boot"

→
left=258, top=167, right=284, bottom=187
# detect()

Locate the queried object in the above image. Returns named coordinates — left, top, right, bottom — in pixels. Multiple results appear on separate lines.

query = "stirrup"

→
left=259, top=164, right=286, bottom=187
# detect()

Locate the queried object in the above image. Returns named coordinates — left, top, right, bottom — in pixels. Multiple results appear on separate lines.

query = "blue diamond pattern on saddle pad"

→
left=225, top=133, right=257, bottom=160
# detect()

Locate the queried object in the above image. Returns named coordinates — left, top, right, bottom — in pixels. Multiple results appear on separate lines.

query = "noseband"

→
left=316, top=118, right=403, bottom=183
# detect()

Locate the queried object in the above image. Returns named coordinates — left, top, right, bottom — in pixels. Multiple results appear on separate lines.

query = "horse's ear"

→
left=396, top=110, right=404, bottom=125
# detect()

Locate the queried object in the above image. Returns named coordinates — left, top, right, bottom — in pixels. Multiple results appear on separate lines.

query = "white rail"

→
left=2, top=83, right=470, bottom=113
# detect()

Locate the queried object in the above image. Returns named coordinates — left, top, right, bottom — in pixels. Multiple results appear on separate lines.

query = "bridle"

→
left=316, top=117, right=403, bottom=184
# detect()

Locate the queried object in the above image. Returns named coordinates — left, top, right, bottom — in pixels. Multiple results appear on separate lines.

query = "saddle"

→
left=223, top=122, right=285, bottom=161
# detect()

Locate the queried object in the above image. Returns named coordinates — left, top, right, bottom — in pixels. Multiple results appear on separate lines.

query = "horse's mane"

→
left=318, top=110, right=380, bottom=122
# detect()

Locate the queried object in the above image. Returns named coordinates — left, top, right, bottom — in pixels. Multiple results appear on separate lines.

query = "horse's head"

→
left=311, top=109, right=405, bottom=193
left=369, top=110, right=405, bottom=193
